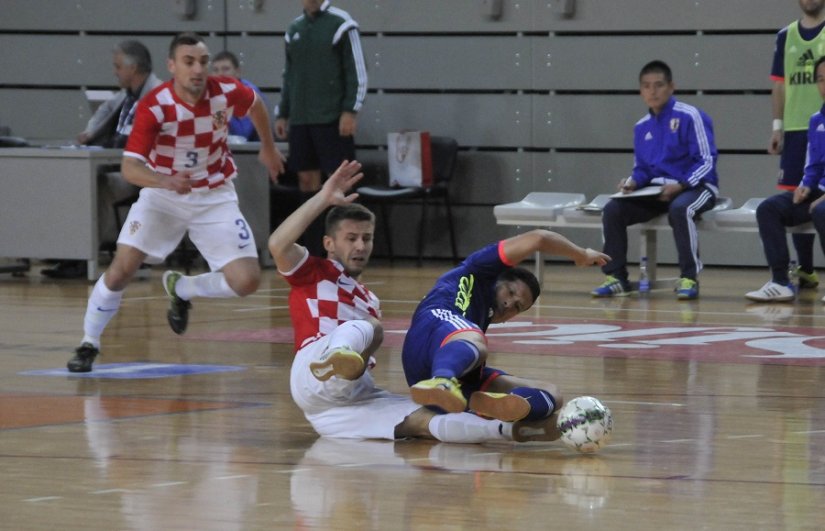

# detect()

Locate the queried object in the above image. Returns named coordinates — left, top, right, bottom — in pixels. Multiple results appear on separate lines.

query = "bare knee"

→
left=104, top=248, right=144, bottom=290
left=223, top=259, right=261, bottom=296
left=227, top=269, right=260, bottom=296
left=103, top=267, right=132, bottom=291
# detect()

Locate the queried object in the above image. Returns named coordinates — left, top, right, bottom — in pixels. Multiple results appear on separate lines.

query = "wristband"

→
left=772, top=119, right=783, bottom=132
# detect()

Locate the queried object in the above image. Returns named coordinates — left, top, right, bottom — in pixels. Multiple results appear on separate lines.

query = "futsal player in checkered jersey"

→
left=269, top=161, right=575, bottom=443
left=67, top=32, right=285, bottom=373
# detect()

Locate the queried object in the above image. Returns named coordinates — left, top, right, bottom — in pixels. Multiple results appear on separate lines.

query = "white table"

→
left=0, top=147, right=122, bottom=280
left=0, top=144, right=283, bottom=280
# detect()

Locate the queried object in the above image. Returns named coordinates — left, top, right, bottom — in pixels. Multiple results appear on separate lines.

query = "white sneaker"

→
left=745, top=281, right=795, bottom=302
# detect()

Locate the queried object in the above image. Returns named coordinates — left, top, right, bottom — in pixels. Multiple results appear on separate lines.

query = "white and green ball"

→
left=556, top=396, right=613, bottom=453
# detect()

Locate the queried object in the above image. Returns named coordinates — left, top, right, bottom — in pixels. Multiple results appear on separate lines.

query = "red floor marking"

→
left=186, top=317, right=825, bottom=365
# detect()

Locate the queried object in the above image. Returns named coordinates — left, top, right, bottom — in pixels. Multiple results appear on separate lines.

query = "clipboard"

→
left=610, top=185, right=663, bottom=199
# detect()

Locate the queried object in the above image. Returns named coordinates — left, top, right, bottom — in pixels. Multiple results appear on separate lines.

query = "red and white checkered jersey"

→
left=124, top=76, right=256, bottom=190
left=282, top=250, right=381, bottom=351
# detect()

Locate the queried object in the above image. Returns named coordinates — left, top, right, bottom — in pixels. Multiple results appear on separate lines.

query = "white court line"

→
left=659, top=439, right=696, bottom=444
left=233, top=305, right=289, bottom=313
left=726, top=434, right=764, bottom=440
left=214, top=474, right=250, bottom=480
left=536, top=303, right=797, bottom=320
left=91, top=489, right=132, bottom=494
left=23, top=496, right=62, bottom=503
left=791, top=429, right=825, bottom=435
left=149, top=481, right=187, bottom=488
left=607, top=400, right=685, bottom=407
left=273, top=468, right=311, bottom=474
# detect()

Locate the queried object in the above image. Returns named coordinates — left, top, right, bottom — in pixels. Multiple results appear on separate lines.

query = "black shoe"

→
left=42, top=260, right=87, bottom=279
left=163, top=270, right=191, bottom=335
left=67, top=342, right=99, bottom=373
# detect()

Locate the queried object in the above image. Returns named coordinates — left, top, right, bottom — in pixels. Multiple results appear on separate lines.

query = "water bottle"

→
left=639, top=256, right=650, bottom=295
left=788, top=259, right=798, bottom=292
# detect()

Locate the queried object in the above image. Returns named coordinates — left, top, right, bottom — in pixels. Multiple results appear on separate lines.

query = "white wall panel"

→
left=358, top=93, right=532, bottom=148
left=534, top=94, right=770, bottom=150
left=0, top=89, right=89, bottom=140
left=531, top=0, right=792, bottom=32
left=366, top=36, right=532, bottom=90
left=534, top=35, right=774, bottom=91
left=0, top=0, right=225, bottom=31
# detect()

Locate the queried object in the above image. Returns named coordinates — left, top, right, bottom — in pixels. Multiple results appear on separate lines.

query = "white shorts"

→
left=117, top=182, right=258, bottom=271
left=290, top=336, right=421, bottom=440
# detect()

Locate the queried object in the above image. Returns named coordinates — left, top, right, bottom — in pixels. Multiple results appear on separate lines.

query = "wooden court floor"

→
left=1, top=261, right=825, bottom=530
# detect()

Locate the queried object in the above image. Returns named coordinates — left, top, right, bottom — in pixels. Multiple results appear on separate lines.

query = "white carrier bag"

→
left=387, top=131, right=433, bottom=187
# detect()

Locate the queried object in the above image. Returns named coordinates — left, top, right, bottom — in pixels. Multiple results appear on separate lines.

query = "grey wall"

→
left=0, top=0, right=801, bottom=265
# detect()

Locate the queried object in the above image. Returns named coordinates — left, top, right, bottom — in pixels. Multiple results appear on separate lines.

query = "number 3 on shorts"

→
left=235, top=219, right=250, bottom=241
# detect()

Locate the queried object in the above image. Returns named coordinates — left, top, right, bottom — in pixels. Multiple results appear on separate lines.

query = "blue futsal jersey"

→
left=413, top=241, right=509, bottom=331
left=402, top=241, right=513, bottom=387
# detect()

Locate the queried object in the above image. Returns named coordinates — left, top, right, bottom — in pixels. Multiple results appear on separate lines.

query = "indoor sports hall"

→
left=1, top=1, right=824, bottom=529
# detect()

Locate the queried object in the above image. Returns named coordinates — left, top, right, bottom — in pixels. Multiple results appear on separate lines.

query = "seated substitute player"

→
left=269, top=160, right=565, bottom=443
left=747, top=55, right=825, bottom=303
left=591, top=59, right=719, bottom=300
left=66, top=32, right=285, bottom=373
left=401, top=232, right=609, bottom=424
left=210, top=50, right=267, bottom=142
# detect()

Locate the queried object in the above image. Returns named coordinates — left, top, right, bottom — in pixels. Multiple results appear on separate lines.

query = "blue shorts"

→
left=401, top=308, right=506, bottom=398
left=778, top=130, right=807, bottom=189
left=287, top=122, right=356, bottom=176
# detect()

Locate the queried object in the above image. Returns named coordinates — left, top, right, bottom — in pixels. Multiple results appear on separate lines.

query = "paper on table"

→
left=610, top=185, right=663, bottom=199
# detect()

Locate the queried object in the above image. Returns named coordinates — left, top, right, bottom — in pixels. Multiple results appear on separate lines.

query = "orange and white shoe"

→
left=309, top=347, right=365, bottom=382
left=469, top=392, right=531, bottom=422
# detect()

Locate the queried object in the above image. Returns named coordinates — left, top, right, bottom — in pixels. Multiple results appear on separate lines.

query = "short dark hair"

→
left=639, top=60, right=673, bottom=83
left=169, top=32, right=205, bottom=59
left=115, top=40, right=152, bottom=74
left=325, top=204, right=376, bottom=236
left=213, top=50, right=240, bottom=68
left=498, top=267, right=541, bottom=305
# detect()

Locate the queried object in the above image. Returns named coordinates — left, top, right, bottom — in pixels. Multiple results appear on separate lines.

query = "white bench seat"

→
left=493, top=192, right=586, bottom=225
left=493, top=191, right=754, bottom=289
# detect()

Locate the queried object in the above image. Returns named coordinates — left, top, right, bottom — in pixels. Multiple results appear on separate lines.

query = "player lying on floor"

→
left=268, top=160, right=578, bottom=442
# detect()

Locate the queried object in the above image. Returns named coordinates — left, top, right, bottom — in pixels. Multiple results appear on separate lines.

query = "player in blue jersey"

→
left=401, top=229, right=608, bottom=423
left=763, top=0, right=825, bottom=295
left=591, top=60, right=719, bottom=301
left=747, top=55, right=825, bottom=303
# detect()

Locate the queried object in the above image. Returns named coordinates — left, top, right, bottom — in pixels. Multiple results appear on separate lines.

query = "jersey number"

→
left=185, top=151, right=198, bottom=168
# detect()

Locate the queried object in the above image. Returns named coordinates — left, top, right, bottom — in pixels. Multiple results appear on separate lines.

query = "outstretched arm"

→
left=500, top=229, right=609, bottom=267
left=268, top=160, right=363, bottom=271
left=247, top=95, right=285, bottom=182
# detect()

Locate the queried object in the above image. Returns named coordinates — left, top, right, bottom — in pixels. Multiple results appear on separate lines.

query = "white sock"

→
left=427, top=412, right=509, bottom=443
left=174, top=272, right=237, bottom=300
left=82, top=274, right=124, bottom=348
left=325, top=320, right=374, bottom=353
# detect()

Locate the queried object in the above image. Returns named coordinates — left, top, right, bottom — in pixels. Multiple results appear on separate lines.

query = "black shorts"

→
left=287, top=122, right=356, bottom=176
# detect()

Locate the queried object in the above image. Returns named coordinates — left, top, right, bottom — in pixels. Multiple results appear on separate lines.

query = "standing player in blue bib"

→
left=402, top=231, right=608, bottom=423
left=767, top=0, right=825, bottom=291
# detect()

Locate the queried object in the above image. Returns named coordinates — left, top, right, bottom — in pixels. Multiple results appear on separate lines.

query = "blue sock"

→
left=510, top=387, right=556, bottom=421
left=432, top=340, right=481, bottom=379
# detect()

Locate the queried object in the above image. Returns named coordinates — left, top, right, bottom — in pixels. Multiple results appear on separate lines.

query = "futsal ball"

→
left=556, top=396, right=613, bottom=453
